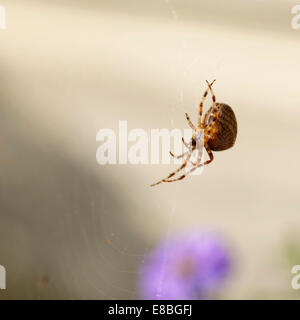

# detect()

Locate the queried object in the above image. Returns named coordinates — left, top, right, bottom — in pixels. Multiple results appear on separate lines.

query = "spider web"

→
left=48, top=0, right=215, bottom=300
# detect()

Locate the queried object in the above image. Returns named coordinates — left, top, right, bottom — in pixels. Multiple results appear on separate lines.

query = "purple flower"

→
left=139, top=231, right=231, bottom=300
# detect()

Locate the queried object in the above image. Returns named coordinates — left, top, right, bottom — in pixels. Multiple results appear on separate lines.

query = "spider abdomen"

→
left=207, top=103, right=237, bottom=151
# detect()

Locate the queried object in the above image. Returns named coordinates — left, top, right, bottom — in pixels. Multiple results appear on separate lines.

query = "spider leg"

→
left=198, top=80, right=215, bottom=128
left=180, top=132, right=205, bottom=166
left=150, top=151, right=194, bottom=187
left=203, top=106, right=220, bottom=130
left=162, top=144, right=214, bottom=183
left=202, top=80, right=219, bottom=129
left=184, top=133, right=204, bottom=167
left=206, top=79, right=217, bottom=110
left=170, top=150, right=198, bottom=166
left=181, top=136, right=199, bottom=165
left=169, top=136, right=197, bottom=165
left=182, top=137, right=190, bottom=149
left=169, top=136, right=192, bottom=159
left=169, top=151, right=188, bottom=159
left=170, top=148, right=196, bottom=165
left=189, top=137, right=205, bottom=166
left=185, top=113, right=197, bottom=131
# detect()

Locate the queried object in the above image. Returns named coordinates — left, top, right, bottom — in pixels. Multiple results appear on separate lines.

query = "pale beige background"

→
left=0, top=0, right=300, bottom=299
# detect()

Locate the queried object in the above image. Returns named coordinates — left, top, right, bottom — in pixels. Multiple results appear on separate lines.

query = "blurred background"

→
left=0, top=0, right=300, bottom=299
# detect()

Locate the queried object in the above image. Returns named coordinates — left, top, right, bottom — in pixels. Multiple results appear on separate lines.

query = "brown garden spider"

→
left=151, top=80, right=237, bottom=186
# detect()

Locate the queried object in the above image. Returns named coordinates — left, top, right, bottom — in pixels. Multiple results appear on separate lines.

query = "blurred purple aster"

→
left=139, top=231, right=231, bottom=300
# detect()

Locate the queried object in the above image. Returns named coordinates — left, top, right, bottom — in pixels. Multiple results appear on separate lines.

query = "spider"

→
left=151, top=80, right=237, bottom=187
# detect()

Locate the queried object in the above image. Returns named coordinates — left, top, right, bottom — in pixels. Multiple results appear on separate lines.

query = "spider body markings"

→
left=150, top=80, right=237, bottom=187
